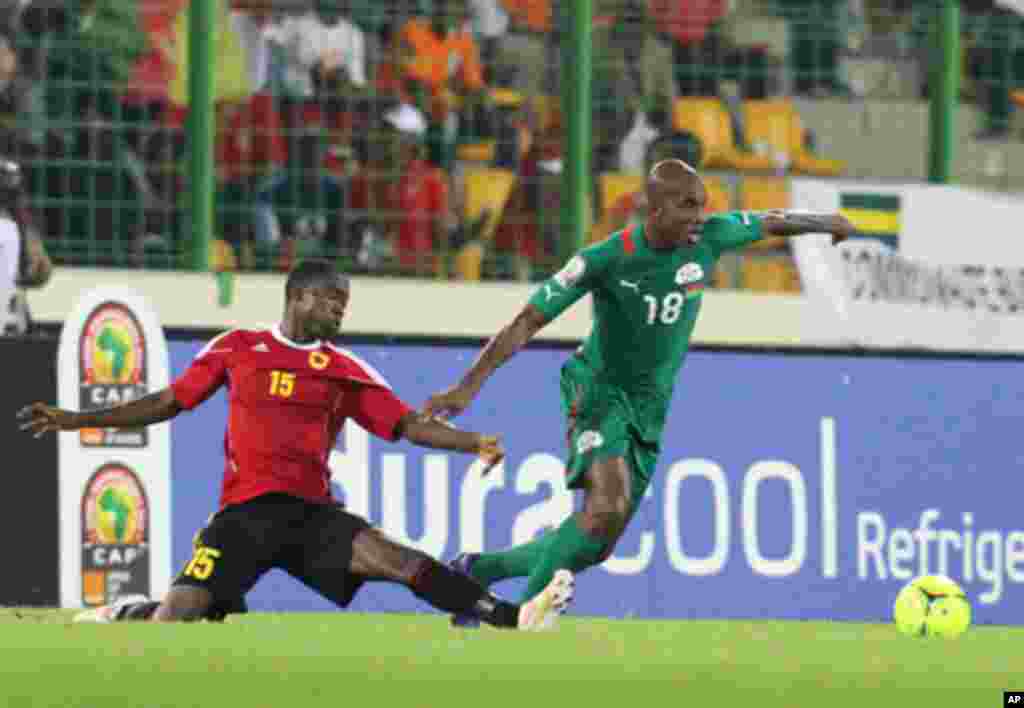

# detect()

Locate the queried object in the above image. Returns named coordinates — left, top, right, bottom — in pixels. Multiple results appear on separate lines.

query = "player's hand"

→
left=475, top=434, right=504, bottom=475
left=423, top=384, right=477, bottom=420
left=830, top=214, right=855, bottom=245
left=16, top=403, right=78, bottom=438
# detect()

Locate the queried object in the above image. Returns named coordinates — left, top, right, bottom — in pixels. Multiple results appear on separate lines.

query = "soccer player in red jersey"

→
left=18, top=260, right=573, bottom=630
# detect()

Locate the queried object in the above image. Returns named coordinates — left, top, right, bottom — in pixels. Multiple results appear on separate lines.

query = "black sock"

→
left=409, top=558, right=520, bottom=629
left=118, top=601, right=161, bottom=621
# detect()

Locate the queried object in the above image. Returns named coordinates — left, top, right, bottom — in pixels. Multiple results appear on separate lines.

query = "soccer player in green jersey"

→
left=425, top=159, right=853, bottom=625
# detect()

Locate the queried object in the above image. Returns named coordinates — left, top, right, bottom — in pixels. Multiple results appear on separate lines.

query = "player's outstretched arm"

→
left=424, top=304, right=548, bottom=419
left=397, top=413, right=505, bottom=474
left=759, top=210, right=854, bottom=243
left=16, top=388, right=183, bottom=438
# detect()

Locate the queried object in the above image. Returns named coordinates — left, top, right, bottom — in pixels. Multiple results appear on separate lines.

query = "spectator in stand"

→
left=488, top=112, right=563, bottom=282
left=645, top=0, right=726, bottom=98
left=775, top=0, right=852, bottom=97
left=468, top=0, right=508, bottom=85
left=971, top=5, right=1024, bottom=140
left=592, top=0, right=640, bottom=173
left=347, top=105, right=450, bottom=278
left=0, top=32, right=35, bottom=156
left=256, top=114, right=347, bottom=272
left=495, top=0, right=552, bottom=101
left=397, top=0, right=492, bottom=169
left=215, top=92, right=288, bottom=257
left=0, top=160, right=50, bottom=336
left=266, top=0, right=367, bottom=107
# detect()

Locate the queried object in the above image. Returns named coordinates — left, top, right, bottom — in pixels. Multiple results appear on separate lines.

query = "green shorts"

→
left=559, top=355, right=659, bottom=511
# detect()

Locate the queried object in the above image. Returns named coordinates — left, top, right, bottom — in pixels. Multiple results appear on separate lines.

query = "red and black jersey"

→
left=172, top=326, right=412, bottom=509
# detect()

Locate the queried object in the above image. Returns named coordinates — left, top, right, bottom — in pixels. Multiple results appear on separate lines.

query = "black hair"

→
left=645, top=131, right=703, bottom=170
left=285, top=259, right=349, bottom=301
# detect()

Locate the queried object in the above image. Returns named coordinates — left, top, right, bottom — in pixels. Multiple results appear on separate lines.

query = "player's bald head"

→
left=646, top=159, right=702, bottom=204
left=285, top=259, right=350, bottom=302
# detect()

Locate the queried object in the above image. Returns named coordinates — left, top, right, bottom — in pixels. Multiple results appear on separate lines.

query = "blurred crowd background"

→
left=0, top=0, right=1022, bottom=290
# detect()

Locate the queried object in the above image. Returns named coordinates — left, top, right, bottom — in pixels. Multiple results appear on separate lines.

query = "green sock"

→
left=522, top=516, right=607, bottom=602
left=470, top=533, right=556, bottom=587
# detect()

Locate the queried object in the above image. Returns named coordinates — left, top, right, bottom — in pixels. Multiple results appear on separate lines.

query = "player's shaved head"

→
left=644, top=159, right=707, bottom=249
left=646, top=159, right=701, bottom=201
left=285, top=259, right=350, bottom=301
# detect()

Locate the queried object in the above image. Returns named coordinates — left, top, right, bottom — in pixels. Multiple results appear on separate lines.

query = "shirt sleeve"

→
left=702, top=212, right=764, bottom=257
left=347, top=384, right=414, bottom=442
left=458, top=35, right=485, bottom=89
left=527, top=236, right=619, bottom=322
left=171, top=331, right=234, bottom=410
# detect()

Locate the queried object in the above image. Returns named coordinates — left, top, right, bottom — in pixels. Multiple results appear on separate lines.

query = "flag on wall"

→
left=839, top=193, right=901, bottom=249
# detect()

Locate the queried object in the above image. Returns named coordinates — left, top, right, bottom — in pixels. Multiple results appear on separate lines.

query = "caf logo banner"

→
left=80, top=463, right=150, bottom=607
left=78, top=302, right=148, bottom=448
left=58, top=288, right=171, bottom=609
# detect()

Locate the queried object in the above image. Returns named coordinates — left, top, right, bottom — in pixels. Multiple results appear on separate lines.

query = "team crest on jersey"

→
left=576, top=430, right=604, bottom=455
left=675, top=263, right=704, bottom=286
left=553, top=256, right=586, bottom=289
left=309, top=351, right=330, bottom=370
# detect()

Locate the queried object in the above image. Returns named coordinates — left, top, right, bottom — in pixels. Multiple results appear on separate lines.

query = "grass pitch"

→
left=0, top=610, right=1017, bottom=708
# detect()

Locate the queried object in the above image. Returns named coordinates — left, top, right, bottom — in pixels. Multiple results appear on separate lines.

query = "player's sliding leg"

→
left=521, top=457, right=630, bottom=600
left=73, top=594, right=153, bottom=623
left=450, top=457, right=630, bottom=627
left=74, top=586, right=221, bottom=623
left=349, top=528, right=574, bottom=631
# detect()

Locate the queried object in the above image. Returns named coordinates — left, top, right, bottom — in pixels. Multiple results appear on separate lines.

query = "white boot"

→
left=73, top=594, right=151, bottom=624
left=517, top=570, right=574, bottom=631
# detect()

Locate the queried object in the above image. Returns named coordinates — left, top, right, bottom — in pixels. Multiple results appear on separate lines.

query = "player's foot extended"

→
left=449, top=553, right=481, bottom=629
left=73, top=594, right=150, bottom=624
left=517, top=570, right=574, bottom=631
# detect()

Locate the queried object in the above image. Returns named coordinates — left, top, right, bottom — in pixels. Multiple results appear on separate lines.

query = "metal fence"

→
left=3, top=1, right=1022, bottom=291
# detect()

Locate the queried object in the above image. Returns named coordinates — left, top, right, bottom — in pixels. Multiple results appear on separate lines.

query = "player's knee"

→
left=391, top=548, right=434, bottom=588
left=580, top=502, right=630, bottom=544
left=154, top=586, right=215, bottom=622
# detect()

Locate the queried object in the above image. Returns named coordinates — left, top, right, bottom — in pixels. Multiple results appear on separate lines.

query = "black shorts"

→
left=173, top=493, right=371, bottom=614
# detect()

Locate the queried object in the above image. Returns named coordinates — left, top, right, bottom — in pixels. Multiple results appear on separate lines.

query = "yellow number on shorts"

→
left=183, top=546, right=221, bottom=581
left=269, top=370, right=296, bottom=398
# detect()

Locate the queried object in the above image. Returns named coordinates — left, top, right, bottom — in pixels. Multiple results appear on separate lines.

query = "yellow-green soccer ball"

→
left=893, top=575, right=972, bottom=639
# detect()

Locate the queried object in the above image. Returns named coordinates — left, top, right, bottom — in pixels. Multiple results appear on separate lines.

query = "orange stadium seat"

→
left=740, top=176, right=789, bottom=249
left=597, top=172, right=730, bottom=222
left=742, top=100, right=845, bottom=177
left=456, top=141, right=496, bottom=163
left=599, top=173, right=642, bottom=218
left=740, top=255, right=802, bottom=293
left=703, top=175, right=731, bottom=214
left=673, top=98, right=774, bottom=171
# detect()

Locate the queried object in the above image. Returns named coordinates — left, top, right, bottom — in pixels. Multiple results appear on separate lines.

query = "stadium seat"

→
left=740, top=176, right=789, bottom=249
left=703, top=175, right=731, bottom=214
left=599, top=173, right=642, bottom=218
left=456, top=141, right=496, bottom=163
left=740, top=255, right=802, bottom=293
left=490, top=88, right=525, bottom=108
left=597, top=172, right=730, bottom=222
left=454, top=241, right=485, bottom=281
left=673, top=98, right=774, bottom=171
left=462, top=167, right=517, bottom=241
left=742, top=100, right=845, bottom=177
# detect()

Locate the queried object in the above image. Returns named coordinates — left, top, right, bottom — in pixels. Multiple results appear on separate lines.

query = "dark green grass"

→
left=0, top=610, right=1017, bottom=708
